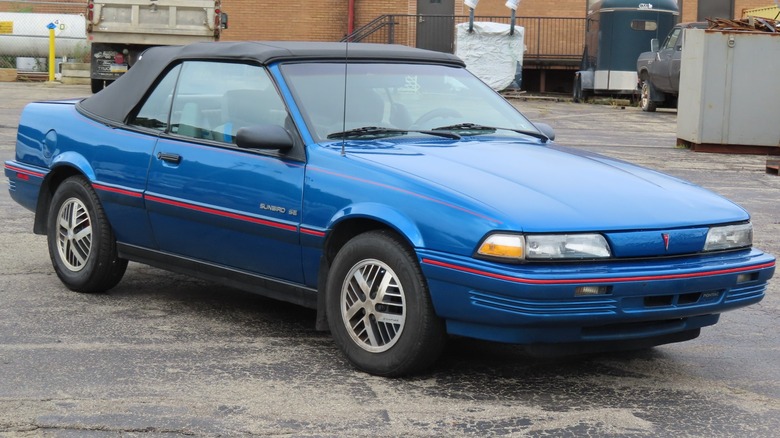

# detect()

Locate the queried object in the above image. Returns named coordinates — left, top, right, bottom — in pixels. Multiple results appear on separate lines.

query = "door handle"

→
left=157, top=152, right=181, bottom=164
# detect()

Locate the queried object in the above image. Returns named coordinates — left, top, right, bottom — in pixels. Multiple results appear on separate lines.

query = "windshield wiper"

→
left=327, top=126, right=461, bottom=140
left=432, top=123, right=548, bottom=143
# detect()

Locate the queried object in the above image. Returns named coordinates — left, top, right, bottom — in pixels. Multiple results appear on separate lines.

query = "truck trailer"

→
left=86, top=0, right=226, bottom=93
left=573, top=0, right=678, bottom=102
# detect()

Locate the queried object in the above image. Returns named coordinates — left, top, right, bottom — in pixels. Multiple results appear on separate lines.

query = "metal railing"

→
left=342, top=15, right=586, bottom=65
left=343, top=14, right=397, bottom=44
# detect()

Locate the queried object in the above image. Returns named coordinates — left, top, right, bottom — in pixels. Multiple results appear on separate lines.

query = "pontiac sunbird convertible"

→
left=4, top=42, right=775, bottom=376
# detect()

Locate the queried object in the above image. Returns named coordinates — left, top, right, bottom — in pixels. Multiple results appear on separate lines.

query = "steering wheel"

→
left=412, top=108, right=462, bottom=127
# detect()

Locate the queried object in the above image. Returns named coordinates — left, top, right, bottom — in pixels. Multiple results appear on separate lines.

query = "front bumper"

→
left=420, top=248, right=775, bottom=344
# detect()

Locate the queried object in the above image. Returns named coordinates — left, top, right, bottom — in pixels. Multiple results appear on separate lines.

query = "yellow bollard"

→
left=47, top=23, right=56, bottom=82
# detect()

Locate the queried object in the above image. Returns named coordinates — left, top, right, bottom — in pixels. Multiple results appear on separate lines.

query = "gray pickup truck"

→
left=636, top=22, right=707, bottom=112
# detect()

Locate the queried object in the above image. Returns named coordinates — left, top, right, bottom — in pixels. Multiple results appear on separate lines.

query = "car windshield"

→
left=280, top=62, right=537, bottom=142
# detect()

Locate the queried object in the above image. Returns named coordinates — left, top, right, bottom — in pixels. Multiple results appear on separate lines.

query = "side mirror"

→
left=220, top=12, right=229, bottom=29
left=650, top=38, right=659, bottom=52
left=534, top=122, right=555, bottom=141
left=235, top=125, right=294, bottom=151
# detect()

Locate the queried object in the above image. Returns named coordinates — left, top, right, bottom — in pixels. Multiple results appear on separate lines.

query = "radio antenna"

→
left=340, top=39, right=349, bottom=157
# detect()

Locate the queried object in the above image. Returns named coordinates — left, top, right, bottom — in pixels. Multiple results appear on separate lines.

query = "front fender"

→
left=637, top=67, right=649, bottom=83
left=314, top=202, right=425, bottom=330
left=329, top=202, right=425, bottom=249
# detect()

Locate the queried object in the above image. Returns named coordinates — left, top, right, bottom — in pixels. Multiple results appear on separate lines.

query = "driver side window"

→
left=662, top=29, right=681, bottom=50
left=171, top=62, right=288, bottom=143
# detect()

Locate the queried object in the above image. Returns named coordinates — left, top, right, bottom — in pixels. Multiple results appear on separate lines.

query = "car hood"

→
left=341, top=138, right=748, bottom=232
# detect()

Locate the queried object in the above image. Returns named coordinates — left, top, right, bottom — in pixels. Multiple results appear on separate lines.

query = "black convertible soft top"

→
left=77, top=41, right=466, bottom=125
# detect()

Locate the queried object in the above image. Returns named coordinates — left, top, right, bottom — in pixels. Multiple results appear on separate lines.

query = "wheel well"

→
left=323, top=218, right=410, bottom=264
left=33, top=166, right=86, bottom=235
left=638, top=70, right=649, bottom=81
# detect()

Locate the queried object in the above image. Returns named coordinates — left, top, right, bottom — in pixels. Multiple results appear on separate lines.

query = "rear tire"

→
left=47, top=176, right=127, bottom=293
left=326, top=230, right=446, bottom=376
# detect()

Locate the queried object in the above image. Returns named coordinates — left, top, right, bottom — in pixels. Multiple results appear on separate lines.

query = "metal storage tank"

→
left=0, top=13, right=87, bottom=58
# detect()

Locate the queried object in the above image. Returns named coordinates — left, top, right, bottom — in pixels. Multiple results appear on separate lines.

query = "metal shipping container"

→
left=677, top=29, right=780, bottom=152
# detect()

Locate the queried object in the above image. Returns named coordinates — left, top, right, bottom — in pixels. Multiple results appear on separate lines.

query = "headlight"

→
left=477, top=233, right=611, bottom=261
left=526, top=234, right=611, bottom=259
left=704, top=223, right=752, bottom=251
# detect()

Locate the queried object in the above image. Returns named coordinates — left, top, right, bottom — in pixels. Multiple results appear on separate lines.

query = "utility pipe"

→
left=348, top=0, right=355, bottom=36
left=506, top=0, right=520, bottom=35
left=510, top=8, right=516, bottom=35
left=465, top=0, right=479, bottom=33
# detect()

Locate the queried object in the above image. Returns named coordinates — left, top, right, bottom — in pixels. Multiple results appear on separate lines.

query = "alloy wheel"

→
left=56, top=197, right=92, bottom=271
left=340, top=259, right=406, bottom=353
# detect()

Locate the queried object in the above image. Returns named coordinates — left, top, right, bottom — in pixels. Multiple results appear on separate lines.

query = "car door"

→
left=649, top=27, right=680, bottom=92
left=138, top=61, right=306, bottom=283
left=669, top=28, right=687, bottom=92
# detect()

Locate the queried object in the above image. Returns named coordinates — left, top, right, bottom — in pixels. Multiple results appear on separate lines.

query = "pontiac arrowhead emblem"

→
left=662, top=233, right=670, bottom=251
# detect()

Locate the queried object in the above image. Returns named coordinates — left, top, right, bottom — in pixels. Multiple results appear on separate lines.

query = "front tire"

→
left=640, top=80, right=658, bottom=112
left=47, top=176, right=127, bottom=293
left=326, top=230, right=446, bottom=376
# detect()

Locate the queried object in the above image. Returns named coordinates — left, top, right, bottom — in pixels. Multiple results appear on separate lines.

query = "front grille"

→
left=642, top=291, right=709, bottom=308
left=725, top=283, right=767, bottom=304
left=469, top=291, right=617, bottom=317
left=469, top=281, right=765, bottom=319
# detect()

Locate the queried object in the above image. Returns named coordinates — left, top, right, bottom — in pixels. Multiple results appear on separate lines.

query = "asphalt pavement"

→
left=1, top=82, right=779, bottom=437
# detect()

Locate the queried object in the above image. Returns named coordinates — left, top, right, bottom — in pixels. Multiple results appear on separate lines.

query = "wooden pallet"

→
left=679, top=139, right=780, bottom=156
left=0, top=69, right=16, bottom=82
left=768, top=159, right=779, bottom=175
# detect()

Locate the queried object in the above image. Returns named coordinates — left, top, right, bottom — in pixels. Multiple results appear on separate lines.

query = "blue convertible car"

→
left=5, top=42, right=775, bottom=376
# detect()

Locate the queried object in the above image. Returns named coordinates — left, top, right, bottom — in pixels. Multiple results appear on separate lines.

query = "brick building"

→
left=2, top=0, right=771, bottom=49
left=1, top=0, right=771, bottom=41
left=1, top=0, right=772, bottom=90
left=218, top=0, right=773, bottom=42
left=216, top=0, right=771, bottom=92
